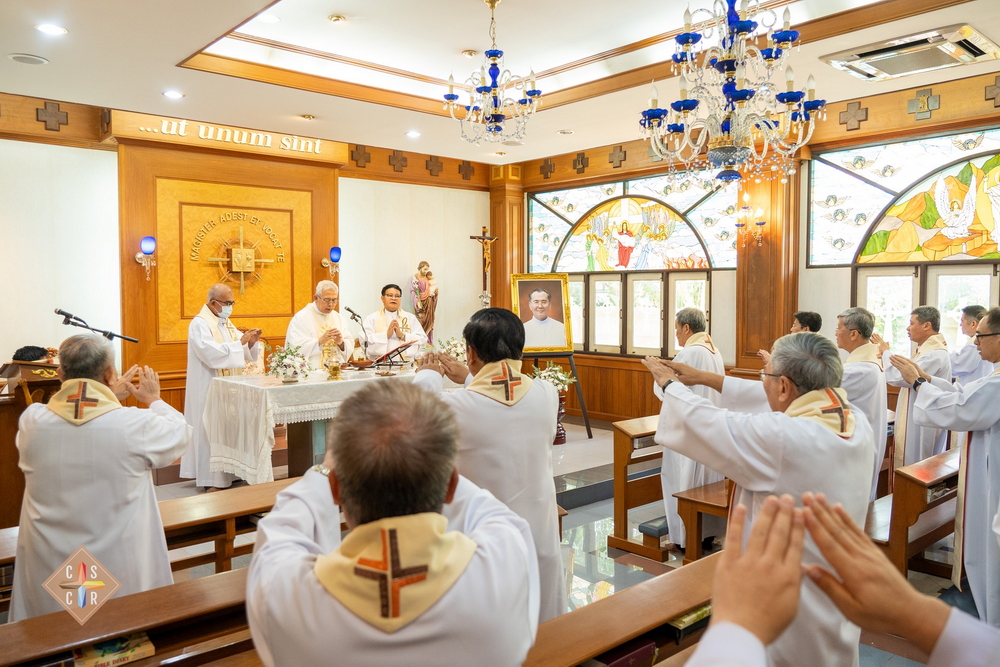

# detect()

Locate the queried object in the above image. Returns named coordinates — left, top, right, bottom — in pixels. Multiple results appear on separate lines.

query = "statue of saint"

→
left=410, top=261, right=438, bottom=344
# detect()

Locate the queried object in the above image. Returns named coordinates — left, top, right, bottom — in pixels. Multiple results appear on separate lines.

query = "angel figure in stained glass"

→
left=935, top=174, right=977, bottom=240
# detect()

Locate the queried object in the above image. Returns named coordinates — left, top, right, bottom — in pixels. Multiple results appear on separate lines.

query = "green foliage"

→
left=981, top=154, right=1000, bottom=175
left=861, top=230, right=891, bottom=256
left=956, top=162, right=974, bottom=186
left=918, top=193, right=941, bottom=229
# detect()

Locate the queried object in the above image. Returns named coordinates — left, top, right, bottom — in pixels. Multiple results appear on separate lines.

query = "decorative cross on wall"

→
left=907, top=89, right=940, bottom=121
left=351, top=145, right=371, bottom=168
left=207, top=226, right=274, bottom=295
left=458, top=161, right=475, bottom=180
left=540, top=159, right=555, bottom=179
left=573, top=152, right=589, bottom=174
left=986, top=76, right=1000, bottom=108
left=609, top=145, right=626, bottom=168
left=389, top=150, right=408, bottom=172
left=838, top=101, right=869, bottom=131
left=36, top=101, right=69, bottom=131
left=425, top=155, right=443, bottom=176
left=469, top=225, right=498, bottom=294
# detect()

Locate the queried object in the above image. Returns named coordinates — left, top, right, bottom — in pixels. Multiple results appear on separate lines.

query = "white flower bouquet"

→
left=531, top=362, right=576, bottom=393
left=268, top=344, right=312, bottom=382
left=438, top=336, right=468, bottom=364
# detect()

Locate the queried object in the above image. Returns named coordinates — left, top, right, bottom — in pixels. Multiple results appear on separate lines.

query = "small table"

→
left=674, top=480, right=732, bottom=565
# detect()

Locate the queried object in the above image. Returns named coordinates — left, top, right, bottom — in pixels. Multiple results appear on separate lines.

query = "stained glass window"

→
left=809, top=127, right=1000, bottom=265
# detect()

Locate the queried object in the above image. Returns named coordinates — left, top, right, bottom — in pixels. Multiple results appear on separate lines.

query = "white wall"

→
left=337, top=179, right=489, bottom=345
left=710, top=270, right=737, bottom=366
left=0, top=140, right=121, bottom=364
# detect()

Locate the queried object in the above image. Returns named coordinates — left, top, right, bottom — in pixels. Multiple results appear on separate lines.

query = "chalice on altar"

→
left=321, top=344, right=342, bottom=381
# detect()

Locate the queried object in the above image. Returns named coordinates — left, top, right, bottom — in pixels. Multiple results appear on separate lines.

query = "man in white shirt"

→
left=873, top=305, right=951, bottom=467
left=284, top=280, right=353, bottom=370
left=951, top=305, right=994, bottom=386
left=361, top=284, right=427, bottom=360
left=10, top=335, right=191, bottom=622
left=413, top=307, right=565, bottom=621
left=644, top=332, right=873, bottom=667
left=247, top=381, right=539, bottom=666
left=522, top=288, right=567, bottom=348
left=180, top=283, right=260, bottom=491
left=835, top=307, right=888, bottom=501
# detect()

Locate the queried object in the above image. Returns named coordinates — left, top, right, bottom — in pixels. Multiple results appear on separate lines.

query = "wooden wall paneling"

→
left=489, top=165, right=526, bottom=310
left=0, top=92, right=109, bottom=151
left=340, top=144, right=489, bottom=191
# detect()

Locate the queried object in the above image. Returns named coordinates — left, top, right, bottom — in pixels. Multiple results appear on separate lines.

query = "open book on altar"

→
left=373, top=340, right=418, bottom=366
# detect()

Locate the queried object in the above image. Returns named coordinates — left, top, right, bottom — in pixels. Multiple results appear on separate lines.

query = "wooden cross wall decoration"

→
left=351, top=145, right=371, bottom=168
left=540, top=159, right=555, bottom=179
left=907, top=88, right=940, bottom=121
left=838, top=101, right=869, bottom=131
left=458, top=160, right=475, bottom=180
left=573, top=152, right=589, bottom=174
left=609, top=145, right=626, bottom=168
left=647, top=146, right=663, bottom=163
left=425, top=155, right=443, bottom=176
left=389, top=150, right=408, bottom=172
left=986, top=76, right=1000, bottom=108
left=36, top=101, right=69, bottom=132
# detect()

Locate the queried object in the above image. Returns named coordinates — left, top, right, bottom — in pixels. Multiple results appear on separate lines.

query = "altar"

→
left=202, top=369, right=448, bottom=484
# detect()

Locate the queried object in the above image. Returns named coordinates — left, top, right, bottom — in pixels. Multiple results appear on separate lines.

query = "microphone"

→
left=345, top=306, right=361, bottom=319
left=55, top=308, right=81, bottom=322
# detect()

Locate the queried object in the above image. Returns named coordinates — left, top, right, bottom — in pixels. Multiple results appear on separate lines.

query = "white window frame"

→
left=857, top=266, right=920, bottom=355
left=925, top=264, right=1000, bottom=348
left=587, top=274, right=624, bottom=354
left=667, top=272, right=709, bottom=357
left=626, top=272, right=665, bottom=356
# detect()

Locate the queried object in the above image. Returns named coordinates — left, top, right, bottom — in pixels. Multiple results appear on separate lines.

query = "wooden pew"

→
left=865, top=448, right=959, bottom=578
left=607, top=416, right=672, bottom=562
left=674, top=480, right=733, bottom=565
left=524, top=552, right=719, bottom=666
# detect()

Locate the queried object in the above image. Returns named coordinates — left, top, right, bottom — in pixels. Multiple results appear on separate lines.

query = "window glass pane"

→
left=809, top=160, right=894, bottom=266
left=936, top=274, right=992, bottom=349
left=535, top=183, right=622, bottom=224
left=632, top=280, right=662, bottom=350
left=866, top=275, right=914, bottom=357
left=687, top=187, right=740, bottom=268
left=674, top=279, right=707, bottom=315
left=528, top=199, right=572, bottom=272
left=594, top=280, right=621, bottom=347
left=627, top=171, right=717, bottom=213
left=569, top=280, right=585, bottom=345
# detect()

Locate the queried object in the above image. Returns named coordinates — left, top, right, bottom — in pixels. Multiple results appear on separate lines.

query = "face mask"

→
left=219, top=305, right=233, bottom=319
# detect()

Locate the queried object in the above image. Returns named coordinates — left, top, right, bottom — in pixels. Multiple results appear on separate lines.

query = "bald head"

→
left=208, top=283, right=233, bottom=303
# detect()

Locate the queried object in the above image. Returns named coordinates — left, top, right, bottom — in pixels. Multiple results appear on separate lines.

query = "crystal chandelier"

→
left=443, top=0, right=542, bottom=145
left=640, top=0, right=826, bottom=182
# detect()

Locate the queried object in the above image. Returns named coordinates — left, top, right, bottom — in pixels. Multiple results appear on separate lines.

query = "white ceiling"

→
left=2, top=0, right=999, bottom=166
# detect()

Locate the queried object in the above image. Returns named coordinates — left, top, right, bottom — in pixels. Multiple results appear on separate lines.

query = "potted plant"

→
left=437, top=336, right=468, bottom=363
left=267, top=344, right=312, bottom=383
left=531, top=362, right=577, bottom=445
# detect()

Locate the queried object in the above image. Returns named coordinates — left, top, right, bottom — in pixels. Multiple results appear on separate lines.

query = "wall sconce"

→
left=735, top=193, right=766, bottom=247
left=320, top=246, right=341, bottom=277
left=135, top=236, right=156, bottom=280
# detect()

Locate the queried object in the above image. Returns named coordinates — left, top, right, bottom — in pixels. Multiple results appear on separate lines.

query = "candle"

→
left=735, top=64, right=745, bottom=89
left=783, top=7, right=791, bottom=31
left=529, top=69, right=536, bottom=90
left=806, top=74, right=816, bottom=101
left=684, top=6, right=692, bottom=31
left=785, top=66, right=795, bottom=92
left=448, top=73, right=454, bottom=96
left=480, top=67, right=486, bottom=86
left=649, top=84, right=659, bottom=109
left=739, top=0, right=748, bottom=19
left=679, top=75, right=688, bottom=100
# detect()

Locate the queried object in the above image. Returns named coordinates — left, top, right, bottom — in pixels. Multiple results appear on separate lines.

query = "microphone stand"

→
left=347, top=310, right=369, bottom=361
left=59, top=313, right=138, bottom=343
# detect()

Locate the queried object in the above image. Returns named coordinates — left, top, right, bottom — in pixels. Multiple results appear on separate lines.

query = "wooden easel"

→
left=528, top=351, right=592, bottom=439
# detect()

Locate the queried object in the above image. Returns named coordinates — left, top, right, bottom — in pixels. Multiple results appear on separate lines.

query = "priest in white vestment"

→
left=835, top=307, right=888, bottom=501
left=951, top=305, right=995, bottom=386
left=522, top=288, right=567, bottom=348
left=412, top=307, right=565, bottom=621
left=892, top=308, right=1000, bottom=627
left=361, top=283, right=427, bottom=360
left=180, top=283, right=260, bottom=490
left=10, top=336, right=191, bottom=622
left=874, top=306, right=951, bottom=467
left=653, top=307, right=726, bottom=548
left=645, top=332, right=873, bottom=667
left=247, top=381, right=539, bottom=666
left=284, top=280, right=353, bottom=369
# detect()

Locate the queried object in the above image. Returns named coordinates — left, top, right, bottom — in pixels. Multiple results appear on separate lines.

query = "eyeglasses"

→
left=384, top=293, right=402, bottom=299
left=318, top=298, right=338, bottom=305
left=759, top=370, right=782, bottom=381
left=212, top=299, right=236, bottom=307
left=974, top=332, right=1000, bottom=340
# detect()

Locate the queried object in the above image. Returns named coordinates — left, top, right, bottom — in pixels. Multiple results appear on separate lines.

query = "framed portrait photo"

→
left=511, top=273, right=573, bottom=353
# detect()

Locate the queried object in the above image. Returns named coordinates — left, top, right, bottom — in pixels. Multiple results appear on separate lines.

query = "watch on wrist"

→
left=660, top=379, right=674, bottom=391
left=312, top=464, right=330, bottom=477
left=912, top=377, right=928, bottom=391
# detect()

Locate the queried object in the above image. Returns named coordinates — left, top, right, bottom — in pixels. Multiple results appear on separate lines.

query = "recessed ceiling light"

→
left=557, top=129, right=574, bottom=135
left=495, top=151, right=506, bottom=156
left=7, top=53, right=49, bottom=65
left=502, top=140, right=524, bottom=146
left=162, top=90, right=185, bottom=99
left=35, top=24, right=68, bottom=35
left=406, top=130, right=421, bottom=138
left=300, top=114, right=316, bottom=120
left=256, top=13, right=280, bottom=23
left=462, top=50, right=479, bottom=58
left=328, top=15, right=347, bottom=23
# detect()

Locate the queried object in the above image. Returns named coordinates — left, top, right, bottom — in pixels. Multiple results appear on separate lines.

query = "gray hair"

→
left=330, top=382, right=458, bottom=525
left=983, top=307, right=1000, bottom=333
left=962, top=305, right=988, bottom=322
left=675, top=307, right=707, bottom=334
left=315, top=280, right=339, bottom=298
left=771, top=332, right=843, bottom=393
left=207, top=283, right=231, bottom=302
left=59, top=335, right=114, bottom=382
left=838, top=307, right=875, bottom=339
left=912, top=306, right=941, bottom=332
left=528, top=288, right=552, bottom=301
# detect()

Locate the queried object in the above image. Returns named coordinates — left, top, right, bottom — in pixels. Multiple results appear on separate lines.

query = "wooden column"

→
left=732, top=166, right=801, bottom=375
left=489, top=164, right=525, bottom=310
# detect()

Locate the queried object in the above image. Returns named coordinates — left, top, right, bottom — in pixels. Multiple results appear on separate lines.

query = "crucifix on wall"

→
left=469, top=226, right=498, bottom=308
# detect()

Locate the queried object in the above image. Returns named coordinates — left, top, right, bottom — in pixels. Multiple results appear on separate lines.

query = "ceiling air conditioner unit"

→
left=821, top=24, right=1000, bottom=81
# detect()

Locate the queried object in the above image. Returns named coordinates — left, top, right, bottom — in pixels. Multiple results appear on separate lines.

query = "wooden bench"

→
left=865, top=448, right=959, bottom=578
left=607, top=416, right=672, bottom=562
left=674, top=480, right=733, bottom=565
left=524, top=552, right=719, bottom=666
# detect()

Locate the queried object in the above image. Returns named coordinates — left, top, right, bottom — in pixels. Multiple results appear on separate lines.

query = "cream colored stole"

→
left=466, top=359, right=533, bottom=406
left=314, top=513, right=477, bottom=633
left=784, top=387, right=856, bottom=439
left=845, top=342, right=883, bottom=370
left=195, top=304, right=244, bottom=377
left=685, top=331, right=718, bottom=355
left=893, top=334, right=947, bottom=470
left=47, top=379, right=121, bottom=425
left=374, top=309, right=413, bottom=359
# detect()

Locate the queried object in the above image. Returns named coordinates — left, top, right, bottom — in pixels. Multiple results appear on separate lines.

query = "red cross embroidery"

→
left=66, top=381, right=100, bottom=420
left=820, top=389, right=851, bottom=434
left=353, top=528, right=429, bottom=618
left=490, top=362, right=522, bottom=401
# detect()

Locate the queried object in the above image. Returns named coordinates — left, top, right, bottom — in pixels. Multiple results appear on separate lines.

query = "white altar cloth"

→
left=203, top=370, right=420, bottom=485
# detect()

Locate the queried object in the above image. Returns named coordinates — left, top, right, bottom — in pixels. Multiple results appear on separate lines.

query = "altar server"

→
left=247, top=381, right=539, bottom=666
left=951, top=305, right=994, bottom=385
left=645, top=332, right=873, bottom=667
left=361, top=284, right=427, bottom=360
left=285, top=280, right=353, bottom=370
left=874, top=306, right=950, bottom=467
left=181, top=283, right=259, bottom=490
left=891, top=307, right=1000, bottom=626
left=835, top=307, right=887, bottom=501
left=654, top=307, right=726, bottom=548
left=413, top=307, right=565, bottom=621
left=10, top=335, right=191, bottom=622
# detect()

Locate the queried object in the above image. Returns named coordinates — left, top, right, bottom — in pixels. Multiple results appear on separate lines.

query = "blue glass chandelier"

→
left=443, top=0, right=542, bottom=145
left=641, top=0, right=826, bottom=182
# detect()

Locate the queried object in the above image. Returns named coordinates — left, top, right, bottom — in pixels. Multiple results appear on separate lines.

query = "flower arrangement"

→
left=267, top=344, right=312, bottom=381
left=438, top=336, right=468, bottom=364
left=531, top=362, right=576, bottom=393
